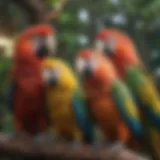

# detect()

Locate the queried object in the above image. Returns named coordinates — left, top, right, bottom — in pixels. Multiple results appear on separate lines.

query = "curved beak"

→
left=103, top=46, right=114, bottom=57
left=36, top=35, right=57, bottom=58
left=36, top=38, right=49, bottom=58
left=47, top=76, right=58, bottom=87
left=82, top=64, right=93, bottom=78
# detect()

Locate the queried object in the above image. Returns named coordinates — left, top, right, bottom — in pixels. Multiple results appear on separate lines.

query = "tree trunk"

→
left=12, top=0, right=48, bottom=24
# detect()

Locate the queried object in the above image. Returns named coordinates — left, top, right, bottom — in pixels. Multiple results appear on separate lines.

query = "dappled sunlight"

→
left=0, top=36, right=15, bottom=57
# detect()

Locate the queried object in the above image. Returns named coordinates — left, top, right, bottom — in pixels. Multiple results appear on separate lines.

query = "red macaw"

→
left=75, top=49, right=142, bottom=150
left=95, top=29, right=160, bottom=159
left=8, top=24, right=57, bottom=136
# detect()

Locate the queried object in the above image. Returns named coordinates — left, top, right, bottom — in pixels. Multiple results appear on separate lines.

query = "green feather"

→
left=112, top=80, right=141, bottom=139
left=125, top=66, right=160, bottom=159
left=125, top=66, right=160, bottom=121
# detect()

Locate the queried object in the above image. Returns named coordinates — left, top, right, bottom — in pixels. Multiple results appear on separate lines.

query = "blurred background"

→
left=0, top=0, right=160, bottom=140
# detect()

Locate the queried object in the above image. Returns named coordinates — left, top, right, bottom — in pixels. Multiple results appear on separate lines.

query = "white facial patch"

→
left=89, top=55, right=97, bottom=70
left=52, top=66, right=61, bottom=78
left=75, top=58, right=87, bottom=73
left=46, top=35, right=57, bottom=56
left=42, top=69, right=51, bottom=83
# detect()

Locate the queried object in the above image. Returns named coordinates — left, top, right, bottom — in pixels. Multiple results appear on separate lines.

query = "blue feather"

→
left=136, top=96, right=160, bottom=130
left=113, top=92, right=142, bottom=139
left=72, top=91, right=94, bottom=143
left=112, top=82, right=142, bottom=140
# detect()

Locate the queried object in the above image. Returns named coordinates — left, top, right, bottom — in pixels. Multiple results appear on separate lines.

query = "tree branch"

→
left=12, top=0, right=70, bottom=24
left=0, top=133, right=146, bottom=160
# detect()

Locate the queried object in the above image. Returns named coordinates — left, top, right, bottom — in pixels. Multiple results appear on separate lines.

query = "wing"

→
left=126, top=66, right=160, bottom=129
left=72, top=89, right=95, bottom=143
left=112, top=80, right=142, bottom=140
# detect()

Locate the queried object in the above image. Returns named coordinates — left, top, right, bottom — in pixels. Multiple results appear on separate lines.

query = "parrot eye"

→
left=75, top=58, right=86, bottom=73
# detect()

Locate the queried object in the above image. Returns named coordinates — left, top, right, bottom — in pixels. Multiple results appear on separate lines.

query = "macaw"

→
left=75, top=48, right=142, bottom=150
left=95, top=29, right=160, bottom=159
left=8, top=24, right=57, bottom=136
left=41, top=58, right=95, bottom=144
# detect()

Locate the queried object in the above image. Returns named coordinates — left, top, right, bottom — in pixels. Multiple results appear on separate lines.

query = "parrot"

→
left=8, top=24, right=57, bottom=138
left=95, top=29, right=160, bottom=159
left=41, top=58, right=95, bottom=145
left=75, top=48, right=142, bottom=151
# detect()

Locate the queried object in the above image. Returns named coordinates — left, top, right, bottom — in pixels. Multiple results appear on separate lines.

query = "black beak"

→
left=104, top=47, right=114, bottom=57
left=83, top=65, right=93, bottom=78
left=36, top=43, right=49, bottom=58
left=47, top=77, right=58, bottom=87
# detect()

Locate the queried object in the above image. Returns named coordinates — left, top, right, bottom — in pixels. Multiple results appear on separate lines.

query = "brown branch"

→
left=12, top=0, right=46, bottom=23
left=12, top=0, right=70, bottom=24
left=0, top=133, right=146, bottom=160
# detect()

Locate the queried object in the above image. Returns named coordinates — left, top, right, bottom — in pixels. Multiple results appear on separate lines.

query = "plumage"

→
left=72, top=90, right=95, bottom=143
left=41, top=58, right=94, bottom=143
left=95, top=28, right=160, bottom=158
left=75, top=49, right=142, bottom=149
left=112, top=80, right=142, bottom=139
left=9, top=24, right=56, bottom=135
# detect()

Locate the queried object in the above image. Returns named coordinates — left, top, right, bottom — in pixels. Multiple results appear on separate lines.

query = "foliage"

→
left=0, top=55, right=14, bottom=133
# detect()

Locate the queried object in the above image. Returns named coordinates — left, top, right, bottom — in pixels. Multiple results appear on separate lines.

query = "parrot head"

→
left=95, top=29, right=138, bottom=59
left=15, top=24, right=57, bottom=62
left=95, top=29, right=119, bottom=57
left=75, top=48, right=117, bottom=88
left=41, top=58, right=77, bottom=90
left=94, top=29, right=140, bottom=76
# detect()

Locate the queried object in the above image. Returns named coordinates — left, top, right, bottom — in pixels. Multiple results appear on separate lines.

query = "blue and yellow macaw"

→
left=41, top=58, right=95, bottom=144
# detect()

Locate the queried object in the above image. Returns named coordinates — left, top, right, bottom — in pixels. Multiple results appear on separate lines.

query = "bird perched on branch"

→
left=8, top=24, right=57, bottom=138
left=95, top=29, right=160, bottom=159
left=75, top=49, right=142, bottom=150
left=41, top=58, right=95, bottom=145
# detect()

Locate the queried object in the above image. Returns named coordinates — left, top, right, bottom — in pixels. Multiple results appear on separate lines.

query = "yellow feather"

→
left=138, top=79, right=160, bottom=113
left=125, top=98, right=139, bottom=119
left=42, top=58, right=83, bottom=140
